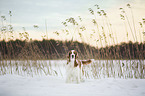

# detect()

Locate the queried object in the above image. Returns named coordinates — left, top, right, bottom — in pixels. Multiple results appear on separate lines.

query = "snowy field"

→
left=0, top=60, right=145, bottom=96
left=0, top=74, right=145, bottom=96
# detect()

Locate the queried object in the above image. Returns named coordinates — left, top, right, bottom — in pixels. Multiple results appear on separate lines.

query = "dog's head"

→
left=67, top=50, right=78, bottom=61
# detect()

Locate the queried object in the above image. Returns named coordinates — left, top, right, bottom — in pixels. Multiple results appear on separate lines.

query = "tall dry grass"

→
left=0, top=4, right=145, bottom=78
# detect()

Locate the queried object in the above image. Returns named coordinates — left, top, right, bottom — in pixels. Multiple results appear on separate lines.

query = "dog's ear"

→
left=74, top=50, right=78, bottom=58
left=76, top=53, right=79, bottom=58
left=67, top=51, right=71, bottom=58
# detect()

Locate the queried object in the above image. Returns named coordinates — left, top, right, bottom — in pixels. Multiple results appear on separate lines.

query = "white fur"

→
left=66, top=59, right=82, bottom=83
left=66, top=50, right=92, bottom=83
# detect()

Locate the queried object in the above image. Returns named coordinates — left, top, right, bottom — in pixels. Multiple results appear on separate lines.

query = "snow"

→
left=1, top=60, right=145, bottom=79
left=0, top=60, right=145, bottom=96
left=0, top=74, right=145, bottom=96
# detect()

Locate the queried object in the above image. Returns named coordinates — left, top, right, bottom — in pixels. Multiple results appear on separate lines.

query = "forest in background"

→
left=0, top=4, right=145, bottom=60
left=0, top=39, right=144, bottom=60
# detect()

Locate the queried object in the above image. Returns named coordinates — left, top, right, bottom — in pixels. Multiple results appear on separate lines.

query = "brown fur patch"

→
left=82, top=60, right=92, bottom=65
left=74, top=60, right=81, bottom=67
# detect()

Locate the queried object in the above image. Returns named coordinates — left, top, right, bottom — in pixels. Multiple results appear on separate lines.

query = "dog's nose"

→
left=71, top=55, right=74, bottom=59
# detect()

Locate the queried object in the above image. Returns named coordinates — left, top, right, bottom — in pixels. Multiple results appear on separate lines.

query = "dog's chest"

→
left=68, top=59, right=78, bottom=67
left=66, top=61, right=80, bottom=77
left=70, top=60, right=75, bottom=67
left=67, top=60, right=79, bottom=71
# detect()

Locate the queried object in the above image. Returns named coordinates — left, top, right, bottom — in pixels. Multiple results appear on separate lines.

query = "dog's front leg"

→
left=76, top=66, right=80, bottom=83
left=80, top=65, right=85, bottom=82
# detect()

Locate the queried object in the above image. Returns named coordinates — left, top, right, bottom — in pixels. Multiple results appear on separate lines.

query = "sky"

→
left=0, top=0, right=145, bottom=47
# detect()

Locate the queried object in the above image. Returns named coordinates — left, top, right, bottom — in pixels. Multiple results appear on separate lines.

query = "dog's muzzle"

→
left=71, top=55, right=74, bottom=59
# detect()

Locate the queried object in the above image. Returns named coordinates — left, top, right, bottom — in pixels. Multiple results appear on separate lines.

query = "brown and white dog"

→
left=66, top=50, right=93, bottom=83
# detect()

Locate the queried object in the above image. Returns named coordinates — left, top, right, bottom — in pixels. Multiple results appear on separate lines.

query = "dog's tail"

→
left=81, top=59, right=94, bottom=65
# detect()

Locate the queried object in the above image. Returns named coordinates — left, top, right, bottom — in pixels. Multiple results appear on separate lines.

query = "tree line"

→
left=0, top=39, right=144, bottom=60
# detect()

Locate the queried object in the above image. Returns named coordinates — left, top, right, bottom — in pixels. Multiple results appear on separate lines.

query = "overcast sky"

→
left=0, top=0, right=145, bottom=47
left=0, top=0, right=129, bottom=29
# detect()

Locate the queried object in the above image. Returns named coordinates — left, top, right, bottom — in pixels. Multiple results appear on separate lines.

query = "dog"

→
left=66, top=50, right=93, bottom=83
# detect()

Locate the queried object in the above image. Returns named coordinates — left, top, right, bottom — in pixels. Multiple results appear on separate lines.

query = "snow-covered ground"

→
left=0, top=60, right=145, bottom=96
left=0, top=74, right=145, bottom=96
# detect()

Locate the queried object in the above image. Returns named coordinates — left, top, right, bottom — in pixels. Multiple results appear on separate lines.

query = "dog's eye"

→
left=68, top=51, right=72, bottom=56
left=74, top=51, right=77, bottom=55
